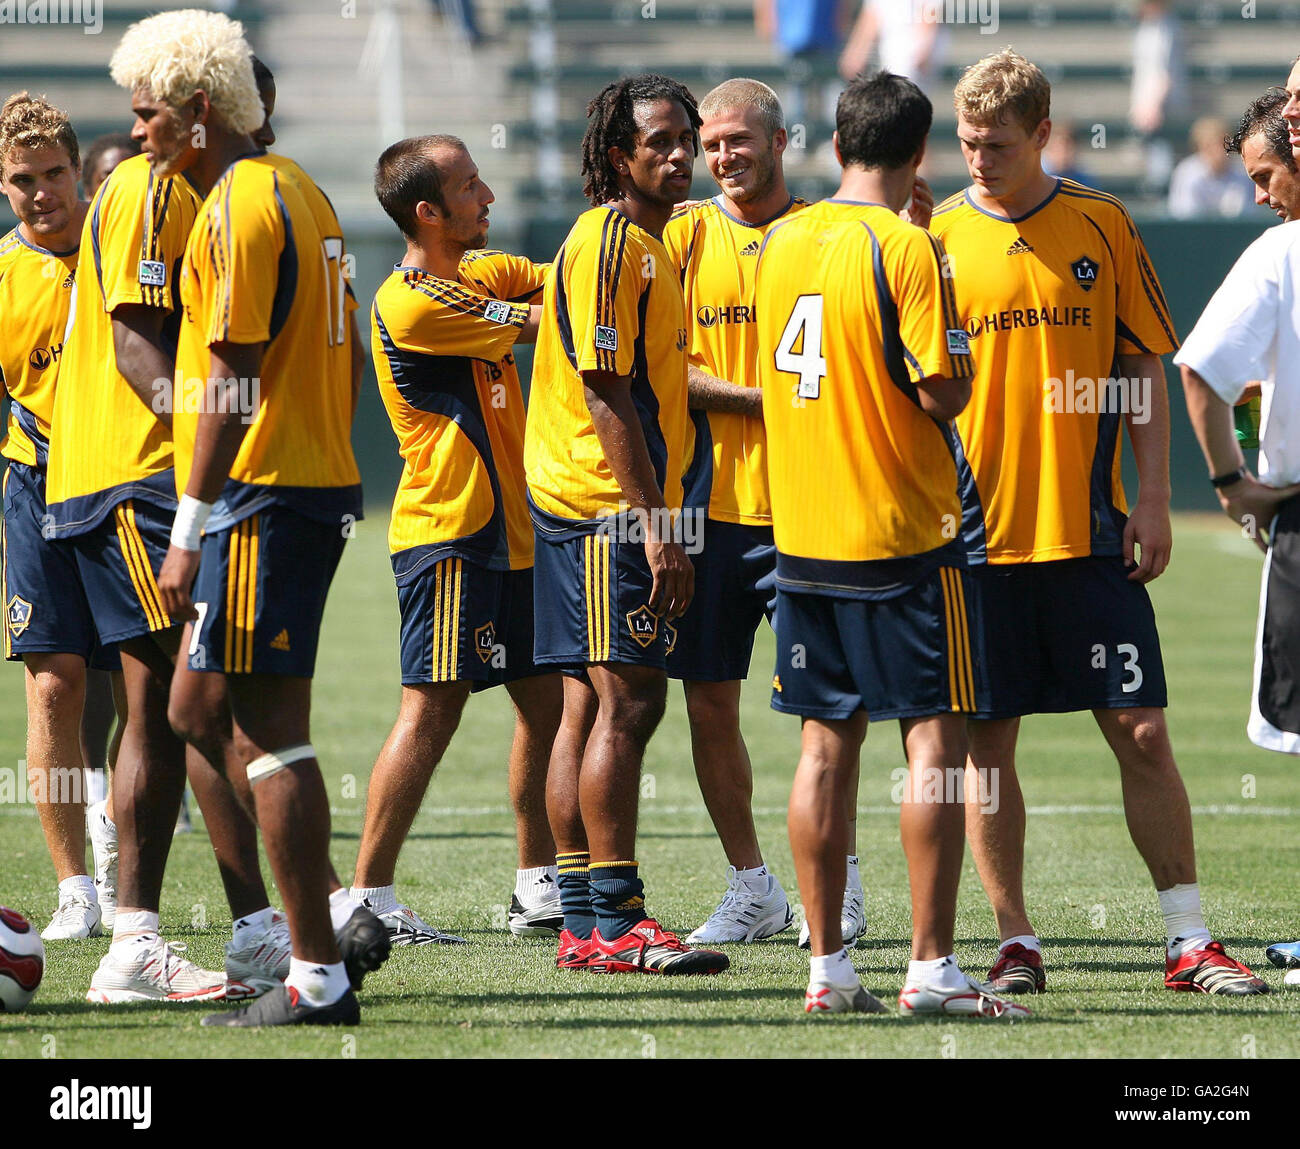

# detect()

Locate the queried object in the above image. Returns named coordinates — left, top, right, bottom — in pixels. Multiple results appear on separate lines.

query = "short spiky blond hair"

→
left=953, top=49, right=1050, bottom=135
left=699, top=78, right=784, bottom=139
left=109, top=9, right=262, bottom=135
left=0, top=92, right=79, bottom=175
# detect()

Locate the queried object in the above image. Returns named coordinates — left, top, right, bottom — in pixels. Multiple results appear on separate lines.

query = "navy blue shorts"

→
left=772, top=566, right=983, bottom=721
left=968, top=554, right=1167, bottom=718
left=533, top=526, right=677, bottom=669
left=188, top=506, right=346, bottom=677
left=395, top=551, right=541, bottom=688
left=667, top=520, right=775, bottom=682
left=66, top=496, right=176, bottom=646
left=2, top=462, right=119, bottom=669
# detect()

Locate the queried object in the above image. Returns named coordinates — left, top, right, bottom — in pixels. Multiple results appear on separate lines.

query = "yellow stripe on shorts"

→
left=115, top=502, right=169, bottom=631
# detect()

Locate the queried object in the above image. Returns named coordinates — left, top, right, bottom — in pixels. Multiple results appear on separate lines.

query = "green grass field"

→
left=2, top=513, right=1298, bottom=1060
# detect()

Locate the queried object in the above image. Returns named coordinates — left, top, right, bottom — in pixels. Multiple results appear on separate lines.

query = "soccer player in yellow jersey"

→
left=92, top=13, right=383, bottom=1026
left=658, top=79, right=805, bottom=944
left=757, top=71, right=1026, bottom=1018
left=525, top=75, right=727, bottom=975
left=931, top=49, right=1265, bottom=996
left=352, top=135, right=563, bottom=945
left=0, top=93, right=115, bottom=941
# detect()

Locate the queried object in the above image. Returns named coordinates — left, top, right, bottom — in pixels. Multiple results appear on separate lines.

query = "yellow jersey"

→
left=525, top=206, right=692, bottom=528
left=0, top=227, right=78, bottom=469
left=173, top=153, right=362, bottom=530
left=372, top=251, right=544, bottom=572
left=755, top=199, right=975, bottom=596
left=661, top=195, right=806, bottom=525
left=930, top=179, right=1178, bottom=564
left=46, top=153, right=201, bottom=533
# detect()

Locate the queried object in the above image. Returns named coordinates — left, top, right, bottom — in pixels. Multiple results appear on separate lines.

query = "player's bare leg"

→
left=684, top=679, right=763, bottom=868
left=547, top=675, right=597, bottom=860
left=580, top=663, right=666, bottom=862
left=226, top=675, right=337, bottom=965
left=351, top=681, right=471, bottom=889
left=898, top=714, right=968, bottom=960
left=1093, top=707, right=1195, bottom=888
left=788, top=714, right=864, bottom=958
left=964, top=717, right=1034, bottom=941
left=505, top=673, right=562, bottom=868
left=79, top=666, right=118, bottom=803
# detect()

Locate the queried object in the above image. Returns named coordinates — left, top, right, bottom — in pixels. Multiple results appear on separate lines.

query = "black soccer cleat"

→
left=336, top=906, right=392, bottom=990
left=201, top=983, right=360, bottom=1028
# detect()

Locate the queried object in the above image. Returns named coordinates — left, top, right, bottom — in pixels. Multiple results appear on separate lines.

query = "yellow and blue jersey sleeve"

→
left=566, top=209, right=648, bottom=377
left=890, top=226, right=974, bottom=384
left=460, top=248, right=548, bottom=304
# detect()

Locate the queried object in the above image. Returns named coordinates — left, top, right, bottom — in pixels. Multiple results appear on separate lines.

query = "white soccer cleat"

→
left=378, top=905, right=468, bottom=947
left=86, top=937, right=228, bottom=1003
left=41, top=889, right=103, bottom=941
left=224, top=916, right=293, bottom=999
left=508, top=883, right=563, bottom=938
left=687, top=866, right=794, bottom=944
left=798, top=874, right=867, bottom=949
left=898, top=974, right=1031, bottom=1019
left=804, top=979, right=888, bottom=1015
left=86, top=800, right=118, bottom=931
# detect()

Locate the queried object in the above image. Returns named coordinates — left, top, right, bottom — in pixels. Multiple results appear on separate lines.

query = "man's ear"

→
left=607, top=143, right=631, bottom=177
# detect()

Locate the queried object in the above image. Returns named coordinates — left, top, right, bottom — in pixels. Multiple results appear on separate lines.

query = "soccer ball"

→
left=0, top=907, right=44, bottom=1011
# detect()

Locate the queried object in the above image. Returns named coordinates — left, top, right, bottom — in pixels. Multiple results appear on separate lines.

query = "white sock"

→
left=285, top=957, right=349, bottom=1006
left=809, top=947, right=858, bottom=989
left=92, top=801, right=117, bottom=836
left=1000, top=933, right=1040, bottom=954
left=85, top=768, right=107, bottom=806
left=1158, top=883, right=1211, bottom=956
left=111, top=910, right=160, bottom=952
left=330, top=886, right=364, bottom=931
left=845, top=855, right=862, bottom=892
left=906, top=954, right=966, bottom=990
left=514, top=866, right=558, bottom=900
left=348, top=884, right=395, bottom=917
left=735, top=864, right=770, bottom=893
left=59, top=874, right=95, bottom=901
left=231, top=907, right=275, bottom=943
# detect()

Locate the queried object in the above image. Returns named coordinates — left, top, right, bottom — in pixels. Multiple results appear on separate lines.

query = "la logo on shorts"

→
left=626, top=604, right=658, bottom=648
left=474, top=621, right=496, bottom=663
left=6, top=595, right=32, bottom=637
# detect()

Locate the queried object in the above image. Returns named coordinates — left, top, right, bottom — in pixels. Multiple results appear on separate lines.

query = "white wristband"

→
left=170, top=495, right=213, bottom=552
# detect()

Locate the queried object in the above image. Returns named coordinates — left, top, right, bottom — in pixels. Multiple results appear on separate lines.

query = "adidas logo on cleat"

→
left=1006, top=237, right=1034, bottom=256
left=739, top=240, right=760, bottom=255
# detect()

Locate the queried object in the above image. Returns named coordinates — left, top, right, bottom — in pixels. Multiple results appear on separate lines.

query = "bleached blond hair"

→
left=699, top=78, right=784, bottom=139
left=0, top=92, right=79, bottom=175
left=953, top=49, right=1051, bottom=135
left=109, top=9, right=262, bottom=135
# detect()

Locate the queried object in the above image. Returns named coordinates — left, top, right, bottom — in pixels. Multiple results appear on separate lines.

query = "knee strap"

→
left=246, top=743, right=316, bottom=784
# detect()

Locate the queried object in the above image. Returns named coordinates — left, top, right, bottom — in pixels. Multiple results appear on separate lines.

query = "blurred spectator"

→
left=839, top=0, right=947, bottom=99
left=1168, top=117, right=1256, bottom=218
left=1044, top=120, right=1097, bottom=188
left=81, top=133, right=140, bottom=199
left=755, top=0, right=848, bottom=138
left=1130, top=0, right=1183, bottom=191
left=432, top=0, right=482, bottom=47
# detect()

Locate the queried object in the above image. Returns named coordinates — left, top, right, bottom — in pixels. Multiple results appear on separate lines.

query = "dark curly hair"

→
left=580, top=73, right=700, bottom=206
left=1226, top=88, right=1295, bottom=173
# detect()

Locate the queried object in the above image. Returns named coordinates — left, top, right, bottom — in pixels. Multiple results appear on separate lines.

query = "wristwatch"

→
left=1210, top=466, right=1248, bottom=489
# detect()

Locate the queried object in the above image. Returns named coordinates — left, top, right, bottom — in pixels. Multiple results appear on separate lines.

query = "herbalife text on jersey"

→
left=0, top=0, right=102, bottom=34
left=907, top=0, right=998, bottom=33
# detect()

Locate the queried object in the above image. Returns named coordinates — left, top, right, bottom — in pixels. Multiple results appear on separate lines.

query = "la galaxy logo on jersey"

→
left=1071, top=255, right=1099, bottom=292
left=626, top=604, right=658, bottom=648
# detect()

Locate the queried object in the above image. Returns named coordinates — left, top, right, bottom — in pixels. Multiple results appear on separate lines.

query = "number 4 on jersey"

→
left=774, top=294, right=826, bottom=400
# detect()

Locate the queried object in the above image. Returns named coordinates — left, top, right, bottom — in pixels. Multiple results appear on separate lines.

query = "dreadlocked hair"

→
left=580, top=73, right=700, bottom=206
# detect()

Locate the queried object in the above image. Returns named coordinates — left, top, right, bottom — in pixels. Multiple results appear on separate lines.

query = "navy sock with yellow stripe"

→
left=589, top=861, right=645, bottom=939
left=556, top=851, right=596, bottom=940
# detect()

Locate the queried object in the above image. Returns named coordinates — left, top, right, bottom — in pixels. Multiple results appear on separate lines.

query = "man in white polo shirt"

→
left=1176, top=218, right=1300, bottom=977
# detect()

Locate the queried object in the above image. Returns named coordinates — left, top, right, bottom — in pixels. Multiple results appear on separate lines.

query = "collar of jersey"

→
left=710, top=193, right=797, bottom=228
left=13, top=225, right=77, bottom=259
left=961, top=177, right=1062, bottom=224
left=825, top=197, right=893, bottom=211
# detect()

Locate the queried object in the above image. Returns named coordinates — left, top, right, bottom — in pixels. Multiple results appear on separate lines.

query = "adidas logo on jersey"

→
left=1006, top=237, right=1034, bottom=255
left=270, top=629, right=291, bottom=651
left=739, top=240, right=760, bottom=255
